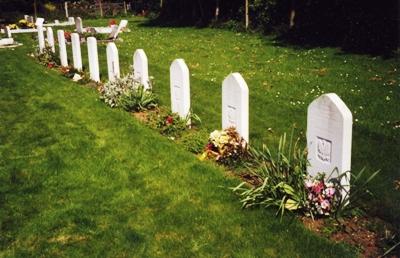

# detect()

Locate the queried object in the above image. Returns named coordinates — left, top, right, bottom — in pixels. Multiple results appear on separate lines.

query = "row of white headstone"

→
left=168, top=57, right=352, bottom=197
left=171, top=61, right=352, bottom=196
left=40, top=26, right=352, bottom=197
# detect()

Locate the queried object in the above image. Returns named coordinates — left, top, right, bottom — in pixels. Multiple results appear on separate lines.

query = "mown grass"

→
left=84, top=17, right=399, bottom=225
left=0, top=34, right=357, bottom=256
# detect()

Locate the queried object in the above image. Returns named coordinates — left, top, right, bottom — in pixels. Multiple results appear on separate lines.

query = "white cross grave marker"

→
left=133, top=49, right=150, bottom=89
left=87, top=37, right=100, bottom=82
left=170, top=59, right=190, bottom=119
left=57, top=30, right=68, bottom=67
left=106, top=43, right=120, bottom=82
left=307, top=93, right=352, bottom=200
left=71, top=33, right=82, bottom=71
left=222, top=73, right=249, bottom=143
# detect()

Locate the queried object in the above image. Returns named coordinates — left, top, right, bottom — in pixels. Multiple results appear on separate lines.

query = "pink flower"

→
left=324, top=187, right=335, bottom=198
left=312, top=181, right=325, bottom=194
left=321, top=199, right=330, bottom=210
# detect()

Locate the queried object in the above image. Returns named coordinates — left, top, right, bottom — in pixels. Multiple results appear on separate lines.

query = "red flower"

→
left=64, top=31, right=71, bottom=41
left=166, top=116, right=174, bottom=125
left=206, top=143, right=214, bottom=150
left=47, top=63, right=54, bottom=68
left=108, top=19, right=117, bottom=26
left=312, top=181, right=325, bottom=194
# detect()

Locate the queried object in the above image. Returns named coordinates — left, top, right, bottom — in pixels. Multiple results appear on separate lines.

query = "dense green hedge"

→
left=1, top=0, right=398, bottom=55
left=151, top=0, right=399, bottom=55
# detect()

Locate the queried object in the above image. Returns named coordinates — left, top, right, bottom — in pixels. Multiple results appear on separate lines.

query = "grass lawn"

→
left=86, top=17, right=399, bottom=225
left=0, top=35, right=357, bottom=257
left=0, top=16, right=398, bottom=256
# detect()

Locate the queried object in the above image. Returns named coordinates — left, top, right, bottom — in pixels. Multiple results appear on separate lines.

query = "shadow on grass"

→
left=139, top=17, right=399, bottom=59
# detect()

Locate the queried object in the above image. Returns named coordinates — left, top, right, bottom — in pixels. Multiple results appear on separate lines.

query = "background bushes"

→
left=0, top=0, right=398, bottom=55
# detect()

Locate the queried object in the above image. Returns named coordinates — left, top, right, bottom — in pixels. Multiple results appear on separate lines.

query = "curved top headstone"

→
left=222, top=73, right=249, bottom=142
left=133, top=49, right=149, bottom=89
left=170, top=59, right=190, bottom=119
left=106, top=42, right=120, bottom=82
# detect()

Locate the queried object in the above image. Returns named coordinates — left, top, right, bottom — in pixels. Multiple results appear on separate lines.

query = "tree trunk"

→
left=99, top=0, right=103, bottom=17
left=215, top=0, right=220, bottom=21
left=160, top=0, right=163, bottom=8
left=64, top=1, right=69, bottom=18
left=245, top=0, right=249, bottom=29
left=33, top=0, right=37, bottom=20
left=289, top=0, right=296, bottom=28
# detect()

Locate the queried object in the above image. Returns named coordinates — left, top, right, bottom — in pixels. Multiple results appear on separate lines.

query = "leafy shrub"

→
left=100, top=74, right=156, bottom=111
left=34, top=46, right=59, bottom=67
left=156, top=111, right=200, bottom=138
left=145, top=108, right=201, bottom=138
left=232, top=131, right=380, bottom=219
left=119, top=85, right=158, bottom=112
left=200, top=127, right=248, bottom=166
left=179, top=129, right=209, bottom=154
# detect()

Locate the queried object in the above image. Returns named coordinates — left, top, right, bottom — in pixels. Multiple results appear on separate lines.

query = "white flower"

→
left=72, top=73, right=82, bottom=82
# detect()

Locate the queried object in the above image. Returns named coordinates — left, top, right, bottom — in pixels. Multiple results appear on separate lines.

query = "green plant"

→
left=333, top=167, right=380, bottom=219
left=100, top=73, right=154, bottom=109
left=232, top=130, right=381, bottom=219
left=34, top=45, right=59, bottom=67
left=232, top=131, right=309, bottom=216
left=179, top=129, right=209, bottom=154
left=119, top=84, right=158, bottom=112
left=155, top=111, right=200, bottom=138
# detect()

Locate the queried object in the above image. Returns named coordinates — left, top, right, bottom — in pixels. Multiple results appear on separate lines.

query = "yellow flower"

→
left=9, top=24, right=18, bottom=29
left=199, top=152, right=208, bottom=161
left=18, top=19, right=27, bottom=25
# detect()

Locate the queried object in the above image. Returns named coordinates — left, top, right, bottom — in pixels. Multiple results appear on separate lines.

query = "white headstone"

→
left=54, top=19, right=60, bottom=24
left=68, top=17, right=75, bottom=24
left=46, top=27, right=55, bottom=53
left=57, top=30, right=68, bottom=67
left=133, top=49, right=149, bottom=89
left=71, top=33, right=82, bottom=71
left=169, top=59, right=190, bottom=119
left=307, top=93, right=352, bottom=200
left=222, top=73, right=249, bottom=142
left=106, top=43, right=120, bottom=82
left=75, top=17, right=83, bottom=34
left=36, top=18, right=45, bottom=53
left=5, top=26, right=11, bottom=38
left=24, top=15, right=29, bottom=20
left=87, top=37, right=100, bottom=82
